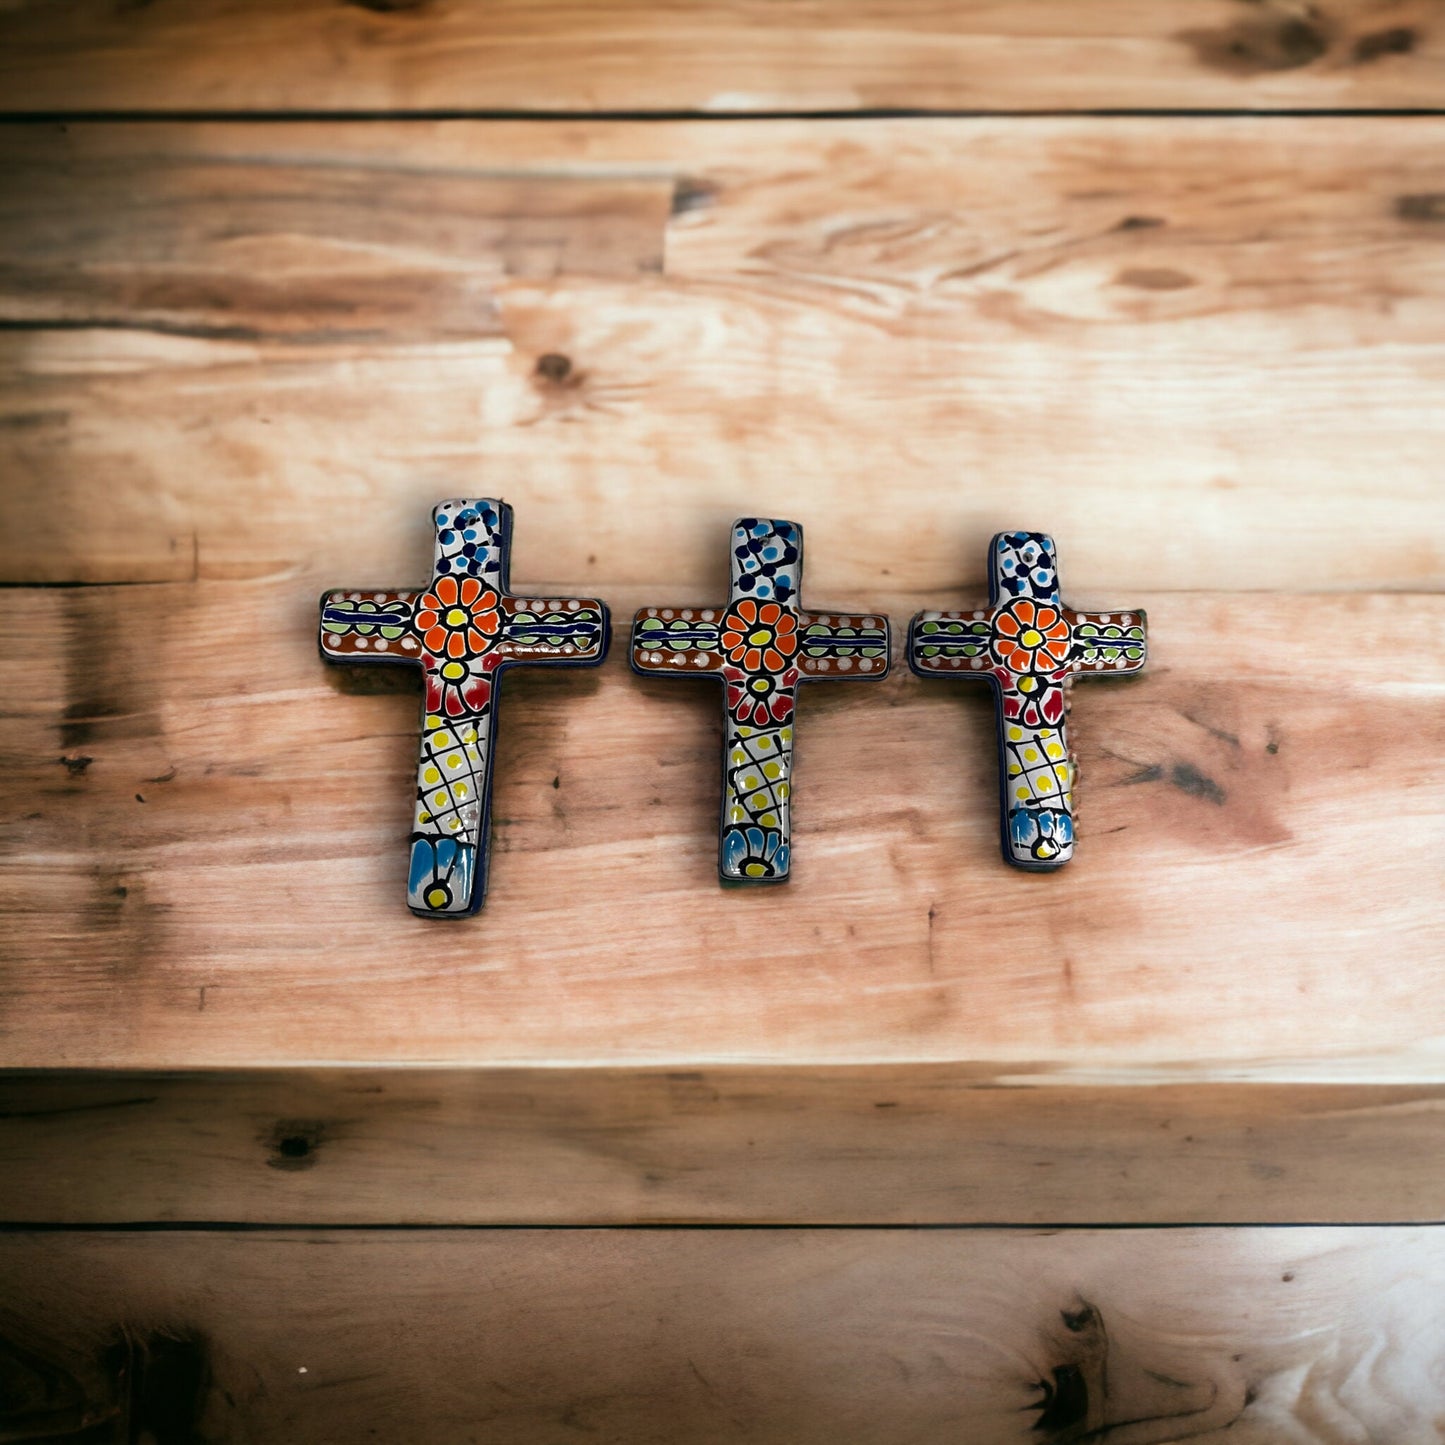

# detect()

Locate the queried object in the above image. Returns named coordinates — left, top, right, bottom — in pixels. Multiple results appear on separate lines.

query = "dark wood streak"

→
left=1177, top=7, right=1334, bottom=76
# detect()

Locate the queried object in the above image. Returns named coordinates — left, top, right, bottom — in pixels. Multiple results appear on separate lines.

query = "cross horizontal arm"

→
left=319, top=590, right=423, bottom=664
left=498, top=595, right=609, bottom=667
left=907, top=611, right=992, bottom=673
left=630, top=607, right=726, bottom=675
left=794, top=612, right=890, bottom=679
left=1065, top=609, right=1148, bottom=676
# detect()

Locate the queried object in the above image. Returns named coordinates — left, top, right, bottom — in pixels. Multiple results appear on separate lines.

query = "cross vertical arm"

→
left=397, top=499, right=514, bottom=917
left=710, top=519, right=801, bottom=880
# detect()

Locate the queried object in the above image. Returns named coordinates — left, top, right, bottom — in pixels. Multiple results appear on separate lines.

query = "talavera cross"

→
left=631, top=518, right=890, bottom=882
left=320, top=499, right=609, bottom=917
left=908, top=532, right=1146, bottom=869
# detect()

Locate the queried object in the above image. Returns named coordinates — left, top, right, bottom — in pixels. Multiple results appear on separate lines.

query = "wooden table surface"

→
left=1, top=3, right=1442, bottom=1439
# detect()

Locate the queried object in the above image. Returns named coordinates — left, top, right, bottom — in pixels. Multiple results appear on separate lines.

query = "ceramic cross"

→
left=319, top=499, right=609, bottom=917
left=631, top=517, right=890, bottom=882
left=908, top=531, right=1146, bottom=869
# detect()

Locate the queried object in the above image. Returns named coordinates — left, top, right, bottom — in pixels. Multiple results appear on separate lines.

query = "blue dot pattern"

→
left=730, top=518, right=801, bottom=604
left=992, top=531, right=1061, bottom=606
left=432, top=499, right=507, bottom=584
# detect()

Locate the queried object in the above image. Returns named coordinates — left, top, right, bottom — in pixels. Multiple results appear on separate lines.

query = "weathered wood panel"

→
left=1, top=583, right=1440, bottom=1072
left=1, top=0, right=1442, bottom=114
left=3, top=1070, right=1445, bottom=1224
left=2, top=1228, right=1443, bottom=1441
left=1, top=119, right=1442, bottom=588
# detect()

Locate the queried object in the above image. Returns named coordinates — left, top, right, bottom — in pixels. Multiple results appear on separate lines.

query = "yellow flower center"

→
left=445, top=607, right=468, bottom=627
left=1020, top=628, right=1043, bottom=648
left=441, top=660, right=466, bottom=680
left=750, top=677, right=770, bottom=693
left=748, top=628, right=772, bottom=646
left=425, top=886, right=449, bottom=909
left=744, top=862, right=768, bottom=877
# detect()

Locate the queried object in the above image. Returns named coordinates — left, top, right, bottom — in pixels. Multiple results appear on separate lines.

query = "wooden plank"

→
left=1, top=581, right=1441, bottom=1074
left=1, top=0, right=1443, bottom=114
left=1, top=119, right=1443, bottom=588
left=2, top=1227, right=1443, bottom=1441
left=3, top=1070, right=1445, bottom=1224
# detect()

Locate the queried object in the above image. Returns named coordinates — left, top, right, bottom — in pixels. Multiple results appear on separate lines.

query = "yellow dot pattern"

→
left=722, top=709, right=793, bottom=879
left=412, top=704, right=489, bottom=840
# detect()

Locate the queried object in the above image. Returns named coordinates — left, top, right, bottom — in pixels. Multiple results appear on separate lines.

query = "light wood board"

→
left=2, top=583, right=1441, bottom=1072
left=1, top=0, right=1442, bottom=114
left=3, top=1069, right=1445, bottom=1224
left=3, top=1227, right=1443, bottom=1441
left=1, top=119, right=1442, bottom=589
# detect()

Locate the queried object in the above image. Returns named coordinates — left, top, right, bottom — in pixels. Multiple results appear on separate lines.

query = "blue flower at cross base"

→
left=1009, top=806, right=1073, bottom=859
left=408, top=834, right=477, bottom=913
left=722, top=825, right=790, bottom=880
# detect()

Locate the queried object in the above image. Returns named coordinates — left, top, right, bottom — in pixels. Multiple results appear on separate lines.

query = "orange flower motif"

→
left=413, top=574, right=501, bottom=660
left=991, top=598, right=1071, bottom=676
left=720, top=598, right=798, bottom=674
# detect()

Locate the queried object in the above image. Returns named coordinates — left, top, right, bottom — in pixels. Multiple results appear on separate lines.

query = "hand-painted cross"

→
left=908, top=531, right=1146, bottom=869
left=631, top=518, right=890, bottom=883
left=319, top=499, right=609, bottom=917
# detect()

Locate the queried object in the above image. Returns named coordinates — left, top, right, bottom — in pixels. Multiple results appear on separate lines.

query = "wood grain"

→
left=2, top=581, right=1440, bottom=1073
left=1, top=0, right=1442, bottom=114
left=3, top=1069, right=1445, bottom=1224
left=1, top=119, right=1442, bottom=588
left=3, top=1227, right=1443, bottom=1441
